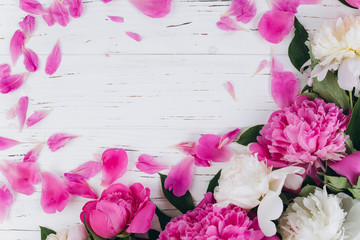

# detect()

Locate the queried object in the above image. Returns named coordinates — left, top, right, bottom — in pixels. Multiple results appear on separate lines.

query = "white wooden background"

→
left=0, top=0, right=357, bottom=239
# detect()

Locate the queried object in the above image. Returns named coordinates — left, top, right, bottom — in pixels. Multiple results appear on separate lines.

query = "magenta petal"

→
left=101, top=148, right=128, bottom=187
left=68, top=0, right=83, bottom=18
left=0, top=73, right=26, bottom=94
left=69, top=161, right=101, bottom=179
left=127, top=201, right=155, bottom=233
left=23, top=143, right=43, bottom=162
left=102, top=0, right=113, bottom=2
left=300, top=0, right=322, bottom=4
left=129, top=0, right=172, bottom=18
left=16, top=96, right=29, bottom=132
left=51, top=0, right=70, bottom=27
left=19, top=0, right=44, bottom=15
left=197, top=192, right=216, bottom=208
left=0, top=64, right=11, bottom=79
left=47, top=133, right=78, bottom=152
left=19, top=15, right=36, bottom=39
left=258, top=10, right=295, bottom=44
left=0, top=184, right=13, bottom=223
left=108, top=16, right=124, bottom=23
left=219, top=128, right=241, bottom=147
left=164, top=156, right=195, bottom=197
left=136, top=154, right=169, bottom=174
left=195, top=134, right=235, bottom=163
left=23, top=48, right=39, bottom=72
left=0, top=137, right=20, bottom=151
left=227, top=0, right=257, bottom=24
left=26, top=110, right=51, bottom=127
left=126, top=32, right=142, bottom=42
left=174, top=142, right=196, bottom=155
left=45, top=41, right=61, bottom=75
left=64, top=174, right=98, bottom=199
left=89, top=209, right=119, bottom=238
left=42, top=8, right=55, bottom=26
left=328, top=152, right=360, bottom=185
left=217, top=16, right=244, bottom=31
left=10, top=30, right=25, bottom=65
left=41, top=172, right=69, bottom=214
left=272, top=0, right=300, bottom=12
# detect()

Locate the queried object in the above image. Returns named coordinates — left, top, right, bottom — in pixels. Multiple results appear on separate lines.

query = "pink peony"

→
left=158, top=202, right=269, bottom=240
left=250, top=96, right=350, bottom=175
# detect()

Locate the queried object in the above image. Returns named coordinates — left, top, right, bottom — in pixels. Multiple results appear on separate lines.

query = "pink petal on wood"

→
left=0, top=73, right=26, bottom=94
left=226, top=0, right=257, bottom=24
left=16, top=96, right=29, bottom=132
left=328, top=152, right=360, bottom=185
left=219, top=128, right=241, bottom=148
left=102, top=0, right=113, bottom=2
left=10, top=30, right=25, bottom=65
left=101, top=148, right=128, bottom=187
left=225, top=81, right=236, bottom=101
left=252, top=60, right=268, bottom=77
left=69, top=161, right=101, bottom=179
left=7, top=104, right=17, bottom=120
left=272, top=0, right=300, bottom=12
left=108, top=16, right=124, bottom=23
left=47, top=133, right=78, bottom=152
left=69, top=0, right=83, bottom=18
left=300, top=0, right=323, bottom=5
left=164, top=156, right=195, bottom=197
left=0, top=161, right=40, bottom=195
left=174, top=142, right=196, bottom=155
left=0, top=64, right=11, bottom=79
left=19, top=0, right=45, bottom=15
left=126, top=32, right=142, bottom=42
left=195, top=134, right=234, bottom=163
left=51, top=0, right=70, bottom=27
left=64, top=173, right=98, bottom=199
left=0, top=184, right=13, bottom=223
left=26, top=110, right=51, bottom=127
left=41, top=172, right=69, bottom=213
left=23, top=48, right=39, bottom=72
left=136, top=154, right=170, bottom=174
left=0, top=137, right=20, bottom=151
left=217, top=16, right=247, bottom=31
left=45, top=41, right=62, bottom=75
left=129, top=0, right=172, bottom=18
left=23, top=143, right=43, bottom=162
left=19, top=15, right=36, bottom=40
left=42, top=8, right=55, bottom=26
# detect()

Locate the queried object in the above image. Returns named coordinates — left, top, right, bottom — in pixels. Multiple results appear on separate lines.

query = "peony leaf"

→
left=45, top=41, right=62, bottom=75
left=155, top=206, right=172, bottom=230
left=339, top=0, right=358, bottom=8
left=299, top=184, right=317, bottom=197
left=346, top=100, right=360, bottom=150
left=159, top=173, right=195, bottom=214
left=237, top=125, right=264, bottom=146
left=324, top=175, right=351, bottom=193
left=206, top=169, right=222, bottom=193
left=40, top=226, right=56, bottom=240
left=288, top=17, right=310, bottom=71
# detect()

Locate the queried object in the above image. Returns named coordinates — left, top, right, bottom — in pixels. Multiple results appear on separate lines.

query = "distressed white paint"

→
left=0, top=0, right=357, bottom=239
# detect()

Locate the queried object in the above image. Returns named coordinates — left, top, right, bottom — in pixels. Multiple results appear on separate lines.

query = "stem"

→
left=349, top=91, right=354, bottom=110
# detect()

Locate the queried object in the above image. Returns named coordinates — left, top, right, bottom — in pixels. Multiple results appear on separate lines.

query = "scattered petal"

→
left=225, top=0, right=257, bottom=24
left=41, top=172, right=69, bottom=214
left=45, top=41, right=62, bottom=75
left=10, top=30, right=25, bottom=65
left=47, top=133, right=78, bottom=152
left=23, top=143, right=43, bottom=162
left=195, top=134, right=235, bottom=163
left=219, top=128, right=241, bottom=148
left=19, top=0, right=44, bottom=15
left=0, top=137, right=20, bottom=151
left=23, top=48, right=39, bottom=73
left=225, top=81, right=236, bottom=101
left=108, top=16, right=124, bottom=23
left=217, top=16, right=247, bottom=31
left=126, top=32, right=142, bottom=42
left=64, top=173, right=98, bottom=199
left=0, top=73, right=26, bottom=94
left=101, top=148, right=128, bottom=187
left=26, top=110, right=51, bottom=127
left=69, top=161, right=101, bottom=179
left=19, top=15, right=36, bottom=40
left=42, top=8, right=55, bottom=26
left=0, top=184, right=13, bottom=223
left=129, top=0, right=172, bottom=18
left=51, top=0, right=70, bottom=27
left=174, top=142, right=196, bottom=155
left=102, top=0, right=113, bottom=2
left=252, top=60, right=268, bottom=77
left=68, top=0, right=83, bottom=18
left=300, top=0, right=323, bottom=5
left=136, top=154, right=170, bottom=174
left=0, top=64, right=11, bottom=79
left=16, top=96, right=28, bottom=132
left=7, top=104, right=17, bottom=120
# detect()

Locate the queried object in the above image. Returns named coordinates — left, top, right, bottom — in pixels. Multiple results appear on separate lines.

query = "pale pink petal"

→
left=217, top=16, right=248, bottom=31
left=328, top=152, right=360, bottom=185
left=23, top=143, right=43, bottom=162
left=0, top=137, right=20, bottom=151
left=51, top=0, right=70, bottom=27
left=47, top=133, right=78, bottom=152
left=129, top=0, right=172, bottom=18
left=42, top=8, right=55, bottom=26
left=23, top=48, right=39, bottom=72
left=69, top=161, right=101, bottom=179
left=64, top=173, right=98, bottom=199
left=300, top=0, right=322, bottom=4
left=0, top=64, right=11, bottom=79
left=19, top=15, right=36, bottom=40
left=102, top=0, right=113, bottom=2
left=225, top=0, right=257, bottom=24
left=7, top=104, right=17, bottom=120
left=174, top=142, right=196, bottom=155
left=0, top=184, right=13, bottom=223
left=41, top=172, right=69, bottom=213
left=45, top=41, right=62, bottom=75
left=0, top=161, right=40, bottom=195
left=0, top=73, right=26, bottom=94
left=127, top=201, right=156, bottom=233
left=26, top=110, right=51, bottom=127
left=108, top=16, right=124, bottom=23
left=67, top=225, right=88, bottom=240
left=195, top=134, right=235, bottom=163
left=219, top=128, right=241, bottom=148
left=68, top=0, right=83, bottom=18
left=10, top=30, right=25, bottom=65
left=258, top=9, right=295, bottom=44
left=126, top=32, right=142, bottom=42
left=101, top=148, right=128, bottom=187
left=225, top=81, right=236, bottom=101
left=19, top=0, right=44, bottom=15
left=16, top=96, right=28, bottom=132
left=165, top=156, right=195, bottom=197
left=136, top=154, right=170, bottom=174
left=252, top=60, right=268, bottom=77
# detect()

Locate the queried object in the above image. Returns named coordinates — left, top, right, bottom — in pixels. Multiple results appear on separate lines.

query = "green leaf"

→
left=279, top=193, right=289, bottom=205
left=237, top=125, right=264, bottom=146
left=346, top=99, right=360, bottom=150
left=299, top=185, right=317, bottom=197
left=324, top=175, right=351, bottom=193
left=301, top=92, right=319, bottom=100
left=159, top=173, right=195, bottom=214
left=312, top=71, right=350, bottom=112
left=346, top=138, right=358, bottom=154
left=288, top=17, right=310, bottom=71
left=339, top=0, right=358, bottom=8
left=40, top=226, right=56, bottom=240
left=301, top=84, right=312, bottom=93
left=349, top=188, right=360, bottom=199
left=155, top=206, right=172, bottom=230
left=83, top=217, right=106, bottom=240
left=206, top=170, right=222, bottom=193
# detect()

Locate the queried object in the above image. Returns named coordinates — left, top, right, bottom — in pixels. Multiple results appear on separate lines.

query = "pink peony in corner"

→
left=80, top=183, right=155, bottom=238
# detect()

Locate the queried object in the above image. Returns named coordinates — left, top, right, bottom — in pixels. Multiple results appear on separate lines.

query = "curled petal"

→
left=174, top=142, right=196, bottom=155
left=108, top=16, right=124, bottom=23
left=19, top=15, right=36, bottom=40
left=196, top=134, right=234, bottom=163
left=126, top=32, right=142, bottom=42
left=165, top=156, right=195, bottom=197
left=16, top=96, right=29, bottom=132
left=0, top=137, right=20, bottom=151
left=136, top=154, right=170, bottom=174
left=10, top=30, right=25, bottom=65
left=0, top=73, right=26, bottom=94
left=23, top=48, right=39, bottom=72
left=51, top=0, right=70, bottom=27
left=328, top=152, right=360, bottom=185
left=69, top=161, right=101, bottom=179
left=19, top=0, right=44, bottom=15
left=41, top=172, right=69, bottom=213
left=23, top=143, right=43, bottom=162
left=129, top=0, right=172, bottom=18
left=101, top=148, right=128, bottom=187
left=47, top=133, right=78, bottom=152
left=219, top=128, right=241, bottom=147
left=64, top=173, right=98, bottom=199
left=217, top=16, right=247, bottom=31
left=0, top=184, right=13, bottom=223
left=45, top=41, right=62, bottom=75
left=26, top=110, right=51, bottom=127
left=226, top=0, right=257, bottom=24
left=68, top=0, right=83, bottom=18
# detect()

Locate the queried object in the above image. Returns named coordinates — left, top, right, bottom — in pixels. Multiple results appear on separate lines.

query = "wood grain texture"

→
left=0, top=0, right=357, bottom=239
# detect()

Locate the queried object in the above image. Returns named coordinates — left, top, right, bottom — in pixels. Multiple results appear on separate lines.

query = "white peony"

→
left=213, top=153, right=305, bottom=237
left=46, top=225, right=88, bottom=240
left=310, top=16, right=360, bottom=94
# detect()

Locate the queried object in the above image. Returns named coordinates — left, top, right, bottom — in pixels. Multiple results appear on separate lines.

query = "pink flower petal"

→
left=0, top=184, right=13, bottom=223
left=129, top=0, right=172, bottom=18
left=272, top=0, right=300, bottom=12
left=174, top=142, right=196, bottom=155
left=126, top=32, right=142, bottom=42
left=16, top=96, right=29, bottom=132
left=64, top=173, right=98, bottom=199
left=102, top=0, right=113, bottom=2
left=217, top=16, right=247, bottom=31
left=45, top=41, right=62, bottom=75
left=19, top=15, right=36, bottom=40
left=0, top=161, right=40, bottom=195
left=195, top=134, right=235, bottom=163
left=19, top=0, right=45, bottom=15
left=23, top=143, right=43, bottom=162
left=165, top=156, right=195, bottom=197
left=23, top=48, right=39, bottom=72
left=271, top=56, right=299, bottom=109
left=225, top=0, right=257, bottom=24
left=68, top=0, right=83, bottom=18
left=219, top=128, right=241, bottom=148
left=41, top=172, right=69, bottom=213
left=328, top=152, right=360, bottom=185
left=136, top=154, right=170, bottom=174
left=225, top=81, right=236, bottom=101
left=69, top=161, right=101, bottom=179
left=0, top=64, right=11, bottom=79
left=300, top=0, right=323, bottom=4
left=51, top=0, right=70, bottom=27
left=7, top=104, right=17, bottom=120
left=0, top=73, right=26, bottom=94
left=197, top=192, right=216, bottom=208
left=258, top=9, right=295, bottom=44
left=10, top=30, right=25, bottom=65
left=252, top=60, right=268, bottom=77
left=0, top=137, right=20, bottom=151
left=108, top=16, right=124, bottom=23
left=127, top=201, right=156, bottom=233
left=47, top=133, right=78, bottom=152
left=26, top=110, right=51, bottom=127
left=101, top=148, right=128, bottom=187
left=42, top=8, right=55, bottom=26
